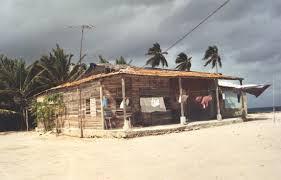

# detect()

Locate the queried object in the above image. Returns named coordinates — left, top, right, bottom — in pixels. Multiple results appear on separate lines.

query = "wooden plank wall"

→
left=64, top=81, right=103, bottom=129
left=37, top=81, right=104, bottom=130
left=130, top=76, right=174, bottom=126
left=130, top=76, right=170, bottom=111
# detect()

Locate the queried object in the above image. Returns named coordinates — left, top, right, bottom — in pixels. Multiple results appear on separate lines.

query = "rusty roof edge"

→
left=120, top=67, right=243, bottom=80
left=33, top=71, right=125, bottom=97
left=34, top=67, right=243, bottom=97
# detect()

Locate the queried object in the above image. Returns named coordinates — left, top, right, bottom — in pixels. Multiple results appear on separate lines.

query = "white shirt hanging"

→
left=178, top=96, right=182, bottom=103
left=151, top=98, right=160, bottom=107
left=120, top=98, right=129, bottom=109
left=222, top=93, right=226, bottom=100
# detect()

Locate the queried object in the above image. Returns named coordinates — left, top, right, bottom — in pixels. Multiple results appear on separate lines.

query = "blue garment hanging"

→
left=102, top=97, right=108, bottom=108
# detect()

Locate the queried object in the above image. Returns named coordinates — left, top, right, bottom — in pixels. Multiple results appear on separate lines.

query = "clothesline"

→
left=117, top=89, right=224, bottom=98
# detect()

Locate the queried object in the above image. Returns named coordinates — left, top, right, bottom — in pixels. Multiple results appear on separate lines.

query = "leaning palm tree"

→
left=145, top=43, right=168, bottom=68
left=203, top=45, right=223, bottom=120
left=203, top=45, right=222, bottom=73
left=175, top=52, right=192, bottom=71
left=36, top=44, right=87, bottom=87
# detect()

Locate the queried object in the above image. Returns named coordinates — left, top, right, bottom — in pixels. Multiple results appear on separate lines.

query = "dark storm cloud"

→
left=0, top=0, right=280, bottom=107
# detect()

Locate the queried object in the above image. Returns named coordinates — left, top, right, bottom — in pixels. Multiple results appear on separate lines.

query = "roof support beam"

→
left=99, top=81, right=105, bottom=130
left=179, top=77, right=187, bottom=124
left=215, top=79, right=222, bottom=120
left=239, top=79, right=247, bottom=120
left=77, top=87, right=84, bottom=138
left=122, top=77, right=131, bottom=130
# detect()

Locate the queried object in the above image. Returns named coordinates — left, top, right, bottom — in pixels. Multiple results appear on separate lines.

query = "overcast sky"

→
left=0, top=0, right=280, bottom=108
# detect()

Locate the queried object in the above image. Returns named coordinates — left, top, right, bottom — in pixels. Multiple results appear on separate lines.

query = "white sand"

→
left=0, top=112, right=281, bottom=180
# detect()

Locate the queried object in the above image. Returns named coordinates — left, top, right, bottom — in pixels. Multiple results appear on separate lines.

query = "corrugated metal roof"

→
left=50, top=67, right=242, bottom=91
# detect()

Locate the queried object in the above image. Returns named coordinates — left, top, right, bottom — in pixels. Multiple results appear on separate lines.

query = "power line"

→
left=165, top=0, right=231, bottom=52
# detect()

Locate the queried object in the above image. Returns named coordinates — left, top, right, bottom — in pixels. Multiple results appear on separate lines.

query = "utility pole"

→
left=68, top=24, right=95, bottom=64
left=273, top=77, right=276, bottom=122
left=68, top=24, right=94, bottom=138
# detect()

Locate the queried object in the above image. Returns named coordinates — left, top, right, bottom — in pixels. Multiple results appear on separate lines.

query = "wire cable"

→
left=165, top=0, right=231, bottom=52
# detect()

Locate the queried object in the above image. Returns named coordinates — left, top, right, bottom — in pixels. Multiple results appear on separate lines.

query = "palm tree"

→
left=203, top=45, right=223, bottom=120
left=0, top=56, right=46, bottom=130
left=175, top=52, right=192, bottom=71
left=36, top=44, right=87, bottom=87
left=203, top=45, right=222, bottom=73
left=115, top=56, right=133, bottom=65
left=145, top=43, right=168, bottom=68
left=98, top=55, right=109, bottom=64
left=115, top=56, right=126, bottom=65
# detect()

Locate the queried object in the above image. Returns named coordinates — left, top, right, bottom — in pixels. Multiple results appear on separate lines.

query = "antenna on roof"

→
left=67, top=24, right=95, bottom=64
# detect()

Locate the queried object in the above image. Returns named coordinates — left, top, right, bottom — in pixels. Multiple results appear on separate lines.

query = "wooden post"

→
left=215, top=79, right=222, bottom=120
left=239, top=79, right=246, bottom=120
left=99, top=81, right=105, bottom=129
left=122, top=77, right=130, bottom=130
left=179, top=78, right=187, bottom=124
left=78, top=87, right=83, bottom=138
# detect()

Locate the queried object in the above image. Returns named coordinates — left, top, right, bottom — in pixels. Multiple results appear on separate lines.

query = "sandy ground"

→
left=1, top=112, right=281, bottom=180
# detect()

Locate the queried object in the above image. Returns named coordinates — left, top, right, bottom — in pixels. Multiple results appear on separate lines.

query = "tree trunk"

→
left=215, top=63, right=218, bottom=73
left=21, top=109, right=26, bottom=131
left=56, top=114, right=59, bottom=135
left=25, top=108, right=29, bottom=131
left=43, top=118, right=47, bottom=131
left=215, top=63, right=222, bottom=120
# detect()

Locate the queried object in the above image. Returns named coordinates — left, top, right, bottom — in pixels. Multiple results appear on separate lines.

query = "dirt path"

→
left=1, top=114, right=281, bottom=180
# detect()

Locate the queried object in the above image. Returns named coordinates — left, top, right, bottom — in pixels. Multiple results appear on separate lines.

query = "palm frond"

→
left=204, top=58, right=213, bottom=67
left=203, top=45, right=222, bottom=70
left=145, top=43, right=168, bottom=68
left=98, top=55, right=109, bottom=64
left=211, top=57, right=216, bottom=68
left=175, top=52, right=192, bottom=71
left=218, top=56, right=222, bottom=67
left=0, top=109, right=18, bottom=115
left=203, top=46, right=214, bottom=60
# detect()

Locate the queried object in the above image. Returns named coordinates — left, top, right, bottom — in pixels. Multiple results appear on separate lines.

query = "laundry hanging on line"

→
left=178, top=95, right=189, bottom=103
left=140, top=97, right=166, bottom=113
left=195, top=95, right=213, bottom=109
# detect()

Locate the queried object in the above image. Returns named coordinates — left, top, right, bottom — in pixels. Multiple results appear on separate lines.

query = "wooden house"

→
left=36, top=66, right=246, bottom=136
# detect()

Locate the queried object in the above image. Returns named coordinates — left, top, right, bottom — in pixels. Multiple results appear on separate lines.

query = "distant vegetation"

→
left=0, top=45, right=86, bottom=131
left=115, top=56, right=133, bottom=65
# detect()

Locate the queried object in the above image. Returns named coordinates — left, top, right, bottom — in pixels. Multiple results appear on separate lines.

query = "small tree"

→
left=32, top=93, right=64, bottom=132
